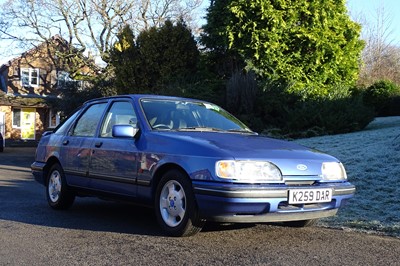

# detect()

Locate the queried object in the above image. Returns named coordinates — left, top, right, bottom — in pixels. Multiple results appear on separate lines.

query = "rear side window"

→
left=71, top=103, right=107, bottom=137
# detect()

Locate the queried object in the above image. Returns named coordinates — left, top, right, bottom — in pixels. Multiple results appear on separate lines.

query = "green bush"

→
left=280, top=95, right=375, bottom=138
left=252, top=82, right=375, bottom=138
left=159, top=74, right=226, bottom=107
left=386, top=96, right=400, bottom=116
left=363, top=80, right=400, bottom=116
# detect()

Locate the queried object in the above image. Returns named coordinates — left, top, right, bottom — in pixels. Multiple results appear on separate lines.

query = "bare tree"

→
left=137, top=0, right=203, bottom=31
left=354, top=2, right=400, bottom=86
left=0, top=0, right=204, bottom=69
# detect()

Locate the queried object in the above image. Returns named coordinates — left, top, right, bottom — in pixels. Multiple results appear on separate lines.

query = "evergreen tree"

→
left=201, top=0, right=244, bottom=77
left=110, top=20, right=199, bottom=94
left=110, top=26, right=142, bottom=94
left=202, top=0, right=364, bottom=98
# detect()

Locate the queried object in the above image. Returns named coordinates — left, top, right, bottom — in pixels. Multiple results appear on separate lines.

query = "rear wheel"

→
left=155, top=169, right=204, bottom=237
left=46, top=163, right=75, bottom=210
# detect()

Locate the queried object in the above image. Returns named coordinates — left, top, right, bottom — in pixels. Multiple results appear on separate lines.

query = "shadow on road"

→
left=0, top=148, right=256, bottom=237
left=0, top=177, right=256, bottom=236
left=0, top=147, right=36, bottom=168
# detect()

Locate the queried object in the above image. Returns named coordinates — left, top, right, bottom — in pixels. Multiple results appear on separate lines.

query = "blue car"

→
left=31, top=95, right=355, bottom=236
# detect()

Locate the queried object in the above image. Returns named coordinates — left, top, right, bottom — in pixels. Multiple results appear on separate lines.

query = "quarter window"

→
left=54, top=111, right=79, bottom=135
left=71, top=103, right=107, bottom=137
left=21, top=68, right=39, bottom=87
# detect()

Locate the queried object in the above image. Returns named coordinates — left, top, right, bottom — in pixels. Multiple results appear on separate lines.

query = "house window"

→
left=21, top=68, right=39, bottom=87
left=49, top=110, right=60, bottom=128
left=0, top=75, right=6, bottom=92
left=57, top=71, right=82, bottom=90
left=12, top=108, right=21, bottom=128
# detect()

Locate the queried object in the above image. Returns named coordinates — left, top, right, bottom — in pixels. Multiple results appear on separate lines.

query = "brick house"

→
left=0, top=35, right=96, bottom=146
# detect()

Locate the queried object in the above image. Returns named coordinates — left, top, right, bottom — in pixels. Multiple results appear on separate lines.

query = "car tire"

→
left=283, top=219, right=317, bottom=227
left=155, top=169, right=204, bottom=237
left=46, top=163, right=75, bottom=210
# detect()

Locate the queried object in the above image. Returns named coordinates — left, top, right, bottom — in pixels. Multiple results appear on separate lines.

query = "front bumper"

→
left=193, top=181, right=355, bottom=223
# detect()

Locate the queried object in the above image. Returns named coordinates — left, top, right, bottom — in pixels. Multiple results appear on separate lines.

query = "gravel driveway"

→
left=1, top=147, right=400, bottom=265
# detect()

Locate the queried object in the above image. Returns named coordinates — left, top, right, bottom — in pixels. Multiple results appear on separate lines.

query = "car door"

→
left=60, top=102, right=108, bottom=188
left=88, top=100, right=139, bottom=197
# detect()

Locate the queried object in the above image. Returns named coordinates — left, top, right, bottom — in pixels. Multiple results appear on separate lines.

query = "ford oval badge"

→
left=297, top=164, right=308, bottom=171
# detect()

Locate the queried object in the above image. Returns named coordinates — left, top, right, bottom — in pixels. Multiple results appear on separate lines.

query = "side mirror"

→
left=112, top=125, right=139, bottom=138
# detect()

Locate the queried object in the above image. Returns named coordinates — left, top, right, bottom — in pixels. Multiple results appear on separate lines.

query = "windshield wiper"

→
left=227, top=128, right=258, bottom=135
left=177, top=127, right=222, bottom=132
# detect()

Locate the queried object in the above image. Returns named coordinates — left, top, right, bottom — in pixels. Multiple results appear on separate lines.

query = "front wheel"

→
left=46, top=163, right=75, bottom=210
left=155, top=169, right=204, bottom=237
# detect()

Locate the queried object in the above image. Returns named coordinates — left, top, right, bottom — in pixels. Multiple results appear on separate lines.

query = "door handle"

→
left=94, top=142, right=103, bottom=148
left=62, top=140, right=69, bottom=145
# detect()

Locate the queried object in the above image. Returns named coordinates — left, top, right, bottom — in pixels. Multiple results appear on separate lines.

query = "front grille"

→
left=284, top=180, right=316, bottom=186
left=277, top=200, right=335, bottom=212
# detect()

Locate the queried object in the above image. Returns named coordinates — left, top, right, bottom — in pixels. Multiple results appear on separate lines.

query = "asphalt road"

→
left=1, top=147, right=400, bottom=266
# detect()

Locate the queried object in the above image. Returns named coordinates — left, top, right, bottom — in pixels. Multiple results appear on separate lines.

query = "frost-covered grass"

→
left=294, top=116, right=400, bottom=238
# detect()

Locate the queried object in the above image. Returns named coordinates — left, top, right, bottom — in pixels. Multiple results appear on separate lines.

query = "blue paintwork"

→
left=31, top=94, right=355, bottom=224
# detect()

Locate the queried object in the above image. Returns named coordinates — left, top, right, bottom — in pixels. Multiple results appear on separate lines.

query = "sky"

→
left=347, top=0, right=400, bottom=45
left=1, top=0, right=400, bottom=64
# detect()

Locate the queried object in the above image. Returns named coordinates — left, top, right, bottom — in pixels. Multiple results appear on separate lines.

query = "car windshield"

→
left=140, top=99, right=253, bottom=133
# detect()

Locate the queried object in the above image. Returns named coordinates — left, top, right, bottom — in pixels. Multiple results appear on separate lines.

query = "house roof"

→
left=0, top=35, right=101, bottom=75
left=0, top=35, right=65, bottom=69
left=0, top=92, right=49, bottom=108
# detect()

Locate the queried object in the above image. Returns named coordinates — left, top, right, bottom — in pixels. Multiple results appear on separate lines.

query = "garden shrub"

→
left=281, top=95, right=375, bottom=138
left=226, top=70, right=257, bottom=115
left=158, top=71, right=226, bottom=107
left=363, top=80, right=400, bottom=116
left=254, top=82, right=375, bottom=138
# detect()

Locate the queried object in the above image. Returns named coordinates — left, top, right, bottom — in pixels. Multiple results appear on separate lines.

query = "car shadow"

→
left=0, top=177, right=258, bottom=237
left=0, top=180, right=164, bottom=236
left=202, top=222, right=256, bottom=232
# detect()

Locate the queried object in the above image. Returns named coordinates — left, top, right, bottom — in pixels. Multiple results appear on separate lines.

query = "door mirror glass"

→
left=112, top=125, right=139, bottom=138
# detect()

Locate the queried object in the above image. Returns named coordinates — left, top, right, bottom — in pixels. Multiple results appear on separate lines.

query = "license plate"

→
left=288, top=189, right=332, bottom=204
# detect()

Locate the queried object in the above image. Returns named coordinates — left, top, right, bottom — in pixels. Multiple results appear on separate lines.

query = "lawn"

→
left=294, top=116, right=400, bottom=238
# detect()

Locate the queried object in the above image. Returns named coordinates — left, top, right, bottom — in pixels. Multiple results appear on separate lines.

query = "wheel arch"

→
left=151, top=163, right=191, bottom=199
left=43, top=156, right=62, bottom=182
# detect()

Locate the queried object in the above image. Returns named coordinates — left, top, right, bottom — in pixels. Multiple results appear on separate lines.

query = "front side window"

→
left=12, top=108, right=21, bottom=128
left=100, top=101, right=137, bottom=138
left=21, top=68, right=39, bottom=87
left=71, top=103, right=107, bottom=137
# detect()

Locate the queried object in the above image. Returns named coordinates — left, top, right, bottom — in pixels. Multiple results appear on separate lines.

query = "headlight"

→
left=321, top=162, right=347, bottom=181
left=216, top=160, right=282, bottom=182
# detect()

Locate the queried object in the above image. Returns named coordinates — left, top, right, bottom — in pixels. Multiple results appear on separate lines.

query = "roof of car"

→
left=83, top=94, right=200, bottom=105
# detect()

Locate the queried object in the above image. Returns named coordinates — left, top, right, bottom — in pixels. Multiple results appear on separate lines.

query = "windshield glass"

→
left=140, top=99, right=252, bottom=132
